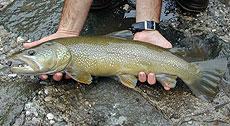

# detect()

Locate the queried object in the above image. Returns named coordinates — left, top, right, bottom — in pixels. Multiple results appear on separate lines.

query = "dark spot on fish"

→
left=27, top=50, right=36, bottom=56
left=135, top=98, right=140, bottom=102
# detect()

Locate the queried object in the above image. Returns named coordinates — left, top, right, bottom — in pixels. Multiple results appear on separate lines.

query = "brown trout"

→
left=10, top=36, right=227, bottom=100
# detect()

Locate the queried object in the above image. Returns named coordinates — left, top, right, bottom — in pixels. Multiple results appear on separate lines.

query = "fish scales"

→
left=57, top=37, right=193, bottom=78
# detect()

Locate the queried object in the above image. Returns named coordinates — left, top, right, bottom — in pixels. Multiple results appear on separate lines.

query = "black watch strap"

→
left=129, top=21, right=160, bottom=34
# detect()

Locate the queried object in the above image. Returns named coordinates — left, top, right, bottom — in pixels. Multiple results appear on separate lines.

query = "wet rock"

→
left=12, top=114, right=25, bottom=126
left=16, top=36, right=27, bottom=43
left=25, top=102, right=33, bottom=110
left=49, top=120, right=55, bottom=124
left=44, top=96, right=52, bottom=102
left=25, top=111, right=31, bottom=116
left=0, top=64, right=4, bottom=70
left=0, top=3, right=3, bottom=8
left=212, top=29, right=217, bottom=32
left=0, top=0, right=15, bottom=11
left=27, top=39, right=31, bottom=42
left=123, top=4, right=129, bottom=11
left=44, top=88, right=49, bottom=95
left=46, top=113, right=54, bottom=120
left=7, top=73, right=17, bottom=77
left=127, top=0, right=135, bottom=8
left=15, top=79, right=171, bottom=125
left=219, top=0, right=230, bottom=6
left=188, top=121, right=193, bottom=124
left=39, top=81, right=49, bottom=85
left=0, top=0, right=229, bottom=125
left=124, top=10, right=136, bottom=18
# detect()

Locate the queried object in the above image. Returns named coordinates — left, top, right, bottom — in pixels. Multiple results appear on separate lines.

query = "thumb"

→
left=23, top=35, right=55, bottom=49
left=23, top=40, right=43, bottom=49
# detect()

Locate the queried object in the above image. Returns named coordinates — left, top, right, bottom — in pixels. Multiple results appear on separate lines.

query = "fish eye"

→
left=27, top=50, right=36, bottom=56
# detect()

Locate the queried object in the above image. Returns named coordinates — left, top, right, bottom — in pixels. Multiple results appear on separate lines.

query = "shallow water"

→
left=0, top=0, right=177, bottom=40
left=0, top=0, right=64, bottom=40
left=0, top=0, right=130, bottom=40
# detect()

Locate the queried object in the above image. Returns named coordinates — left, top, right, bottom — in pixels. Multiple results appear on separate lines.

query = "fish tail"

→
left=185, top=58, right=228, bottom=100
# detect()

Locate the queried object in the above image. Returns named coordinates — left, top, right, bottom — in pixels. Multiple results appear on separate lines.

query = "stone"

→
left=0, top=4, right=3, bottom=8
left=25, top=111, right=31, bottom=116
left=7, top=74, right=17, bottom=77
left=16, top=36, right=25, bottom=43
left=40, top=81, right=48, bottom=85
left=188, top=121, right=193, bottom=124
left=44, top=96, right=52, bottom=102
left=50, top=120, right=55, bottom=124
left=25, top=102, right=33, bottom=110
left=212, top=29, right=217, bottom=32
left=0, top=64, right=4, bottom=70
left=47, top=113, right=54, bottom=120
left=123, top=4, right=129, bottom=11
left=44, top=89, right=49, bottom=95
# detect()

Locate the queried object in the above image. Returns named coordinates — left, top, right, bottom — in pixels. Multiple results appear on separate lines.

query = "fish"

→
left=9, top=36, right=227, bottom=100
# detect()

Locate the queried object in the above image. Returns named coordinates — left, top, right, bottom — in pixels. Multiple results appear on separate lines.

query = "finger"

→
left=23, top=38, right=50, bottom=48
left=23, top=40, right=43, bottom=49
left=53, top=72, right=63, bottom=81
left=163, top=82, right=171, bottom=90
left=65, top=74, right=71, bottom=79
left=138, top=72, right=146, bottom=82
left=164, top=86, right=171, bottom=90
left=147, top=73, right=156, bottom=85
left=39, top=74, right=48, bottom=80
left=23, top=34, right=58, bottom=49
left=164, top=43, right=172, bottom=49
left=154, top=41, right=172, bottom=49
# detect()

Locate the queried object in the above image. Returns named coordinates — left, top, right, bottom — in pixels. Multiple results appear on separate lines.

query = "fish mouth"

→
left=10, top=55, right=40, bottom=74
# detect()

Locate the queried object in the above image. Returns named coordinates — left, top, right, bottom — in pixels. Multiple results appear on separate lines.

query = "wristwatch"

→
left=129, top=21, right=160, bottom=34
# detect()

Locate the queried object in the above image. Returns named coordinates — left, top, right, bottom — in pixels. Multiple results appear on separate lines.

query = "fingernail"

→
left=138, top=72, right=146, bottom=82
left=164, top=86, right=170, bottom=90
left=147, top=73, right=156, bottom=85
left=39, top=75, right=48, bottom=80
left=53, top=73, right=63, bottom=81
left=23, top=43, right=29, bottom=48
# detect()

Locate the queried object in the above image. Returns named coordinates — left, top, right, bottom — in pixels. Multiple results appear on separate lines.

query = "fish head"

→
left=10, top=42, right=71, bottom=74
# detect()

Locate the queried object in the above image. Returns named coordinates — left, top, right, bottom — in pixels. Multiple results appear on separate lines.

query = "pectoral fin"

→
left=66, top=67, right=92, bottom=84
left=156, top=74, right=178, bottom=88
left=118, top=74, right=137, bottom=89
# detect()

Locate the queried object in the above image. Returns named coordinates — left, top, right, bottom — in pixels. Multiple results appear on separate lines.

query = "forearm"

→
left=136, top=0, right=162, bottom=23
left=58, top=0, right=93, bottom=35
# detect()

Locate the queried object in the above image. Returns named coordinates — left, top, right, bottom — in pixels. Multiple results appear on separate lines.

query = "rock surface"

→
left=13, top=79, right=171, bottom=126
left=0, top=0, right=14, bottom=11
left=0, top=0, right=229, bottom=125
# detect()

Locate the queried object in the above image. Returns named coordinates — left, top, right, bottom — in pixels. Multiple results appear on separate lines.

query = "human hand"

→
left=23, top=31, right=79, bottom=48
left=23, top=30, right=79, bottom=81
left=134, top=30, right=172, bottom=90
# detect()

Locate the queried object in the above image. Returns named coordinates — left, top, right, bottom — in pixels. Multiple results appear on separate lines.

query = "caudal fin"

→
left=186, top=58, right=228, bottom=100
